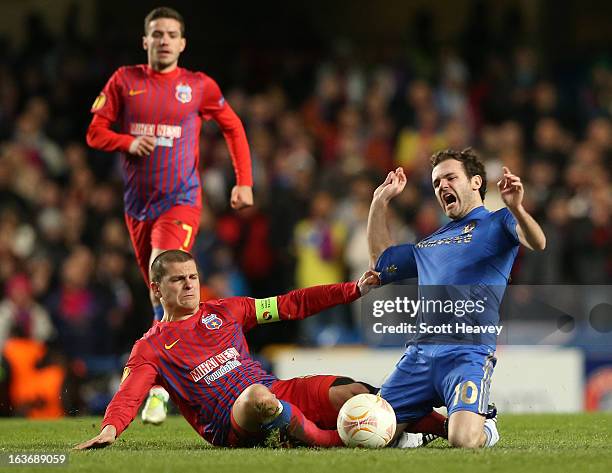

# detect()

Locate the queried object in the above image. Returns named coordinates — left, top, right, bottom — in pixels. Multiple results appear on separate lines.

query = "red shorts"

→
left=226, top=375, right=339, bottom=447
left=124, top=205, right=201, bottom=285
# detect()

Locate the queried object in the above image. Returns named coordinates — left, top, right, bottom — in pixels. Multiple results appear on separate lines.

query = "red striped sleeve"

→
left=87, top=67, right=135, bottom=153
left=101, top=341, right=158, bottom=437
left=91, top=68, right=124, bottom=122
left=276, top=282, right=360, bottom=322
left=224, top=282, right=361, bottom=331
left=199, top=75, right=253, bottom=186
left=86, top=114, right=134, bottom=152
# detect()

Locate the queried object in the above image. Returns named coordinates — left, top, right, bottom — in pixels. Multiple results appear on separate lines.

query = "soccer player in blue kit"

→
left=367, top=148, right=546, bottom=448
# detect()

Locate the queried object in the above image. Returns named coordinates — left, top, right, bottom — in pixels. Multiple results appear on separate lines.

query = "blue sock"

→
left=261, top=400, right=292, bottom=431
left=153, top=304, right=164, bottom=321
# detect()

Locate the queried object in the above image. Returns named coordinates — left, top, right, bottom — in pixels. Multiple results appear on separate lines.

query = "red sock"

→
left=286, top=402, right=343, bottom=447
left=406, top=411, right=447, bottom=438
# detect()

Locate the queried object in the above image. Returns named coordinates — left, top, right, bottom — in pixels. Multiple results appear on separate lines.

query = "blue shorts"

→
left=380, top=344, right=496, bottom=423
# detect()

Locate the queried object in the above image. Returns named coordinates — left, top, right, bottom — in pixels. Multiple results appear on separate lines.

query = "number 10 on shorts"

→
left=452, top=381, right=479, bottom=406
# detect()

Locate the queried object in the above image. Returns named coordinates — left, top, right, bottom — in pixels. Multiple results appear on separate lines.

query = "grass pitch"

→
left=1, top=414, right=610, bottom=473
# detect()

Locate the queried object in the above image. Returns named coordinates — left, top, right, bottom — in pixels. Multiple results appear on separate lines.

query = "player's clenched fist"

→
left=230, top=185, right=254, bottom=210
left=497, top=166, right=524, bottom=210
left=129, top=136, right=156, bottom=156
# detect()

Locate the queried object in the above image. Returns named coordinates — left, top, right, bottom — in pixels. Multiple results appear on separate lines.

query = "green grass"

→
left=1, top=414, right=611, bottom=472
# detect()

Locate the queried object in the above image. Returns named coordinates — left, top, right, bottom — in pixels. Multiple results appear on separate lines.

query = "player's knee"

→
left=448, top=426, right=483, bottom=449
left=240, top=384, right=278, bottom=415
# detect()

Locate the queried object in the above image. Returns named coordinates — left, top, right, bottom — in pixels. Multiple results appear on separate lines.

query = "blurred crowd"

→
left=0, top=9, right=611, bottom=416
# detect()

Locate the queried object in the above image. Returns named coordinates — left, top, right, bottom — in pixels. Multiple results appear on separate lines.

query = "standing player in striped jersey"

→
left=74, top=250, right=381, bottom=449
left=86, top=7, right=252, bottom=424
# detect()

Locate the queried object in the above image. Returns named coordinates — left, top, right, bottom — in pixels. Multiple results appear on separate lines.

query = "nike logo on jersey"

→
left=129, top=89, right=146, bottom=96
left=164, top=339, right=180, bottom=350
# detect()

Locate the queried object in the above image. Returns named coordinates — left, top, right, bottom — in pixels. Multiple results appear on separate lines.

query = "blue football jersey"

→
left=375, top=206, right=520, bottom=347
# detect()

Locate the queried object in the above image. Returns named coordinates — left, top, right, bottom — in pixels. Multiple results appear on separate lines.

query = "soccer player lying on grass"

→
left=76, top=250, right=391, bottom=449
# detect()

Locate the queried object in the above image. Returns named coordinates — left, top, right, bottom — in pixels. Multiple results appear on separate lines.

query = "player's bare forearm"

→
left=367, top=199, right=394, bottom=269
left=498, top=166, right=545, bottom=250
left=367, top=169, right=407, bottom=268
left=510, top=204, right=546, bottom=251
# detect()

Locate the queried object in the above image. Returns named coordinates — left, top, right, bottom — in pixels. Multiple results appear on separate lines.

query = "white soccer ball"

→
left=337, top=393, right=397, bottom=448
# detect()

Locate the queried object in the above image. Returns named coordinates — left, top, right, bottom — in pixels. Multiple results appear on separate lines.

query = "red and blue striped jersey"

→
left=101, top=282, right=360, bottom=446
left=90, top=65, right=252, bottom=221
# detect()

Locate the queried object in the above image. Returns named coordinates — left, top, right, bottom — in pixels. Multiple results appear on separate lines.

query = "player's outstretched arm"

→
left=242, top=279, right=374, bottom=329
left=81, top=345, right=158, bottom=446
left=497, top=166, right=546, bottom=251
left=74, top=425, right=116, bottom=450
left=367, top=168, right=407, bottom=267
left=278, top=271, right=382, bottom=318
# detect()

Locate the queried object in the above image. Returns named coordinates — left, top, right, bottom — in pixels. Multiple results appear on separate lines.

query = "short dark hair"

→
left=144, top=7, right=185, bottom=36
left=151, top=250, right=194, bottom=283
left=430, top=148, right=487, bottom=201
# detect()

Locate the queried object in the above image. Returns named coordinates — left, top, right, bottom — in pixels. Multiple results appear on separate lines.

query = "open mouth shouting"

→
left=442, top=192, right=457, bottom=211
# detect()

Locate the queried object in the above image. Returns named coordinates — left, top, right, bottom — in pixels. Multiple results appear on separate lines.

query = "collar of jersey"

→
left=157, top=304, right=204, bottom=324
left=146, top=65, right=181, bottom=80
left=455, top=205, right=487, bottom=223
left=429, top=205, right=487, bottom=238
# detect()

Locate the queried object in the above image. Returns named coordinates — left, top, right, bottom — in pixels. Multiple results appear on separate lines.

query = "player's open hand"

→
left=74, top=425, right=117, bottom=450
left=128, top=136, right=156, bottom=157
left=230, top=185, right=254, bottom=210
left=372, top=168, right=407, bottom=204
left=497, top=166, right=524, bottom=210
left=357, top=270, right=381, bottom=296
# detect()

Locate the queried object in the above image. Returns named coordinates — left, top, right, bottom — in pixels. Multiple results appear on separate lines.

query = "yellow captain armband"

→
left=255, top=297, right=280, bottom=324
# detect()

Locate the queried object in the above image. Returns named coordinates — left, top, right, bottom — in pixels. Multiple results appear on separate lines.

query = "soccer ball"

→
left=337, top=393, right=397, bottom=448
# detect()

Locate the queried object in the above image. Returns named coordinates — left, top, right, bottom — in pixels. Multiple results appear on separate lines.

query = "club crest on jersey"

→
left=201, top=314, right=222, bottom=330
left=175, top=83, right=192, bottom=103
left=463, top=221, right=477, bottom=234
left=386, top=264, right=398, bottom=274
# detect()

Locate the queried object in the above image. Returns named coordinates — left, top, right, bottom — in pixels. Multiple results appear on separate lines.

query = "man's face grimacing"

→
left=432, top=159, right=483, bottom=220
left=153, top=260, right=200, bottom=315
left=143, top=18, right=186, bottom=71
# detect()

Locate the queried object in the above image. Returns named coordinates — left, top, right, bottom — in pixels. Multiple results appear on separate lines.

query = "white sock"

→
left=394, top=432, right=424, bottom=448
left=483, top=419, right=499, bottom=447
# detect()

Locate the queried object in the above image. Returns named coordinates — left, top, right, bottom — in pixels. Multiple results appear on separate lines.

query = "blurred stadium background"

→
left=0, top=0, right=610, bottom=420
